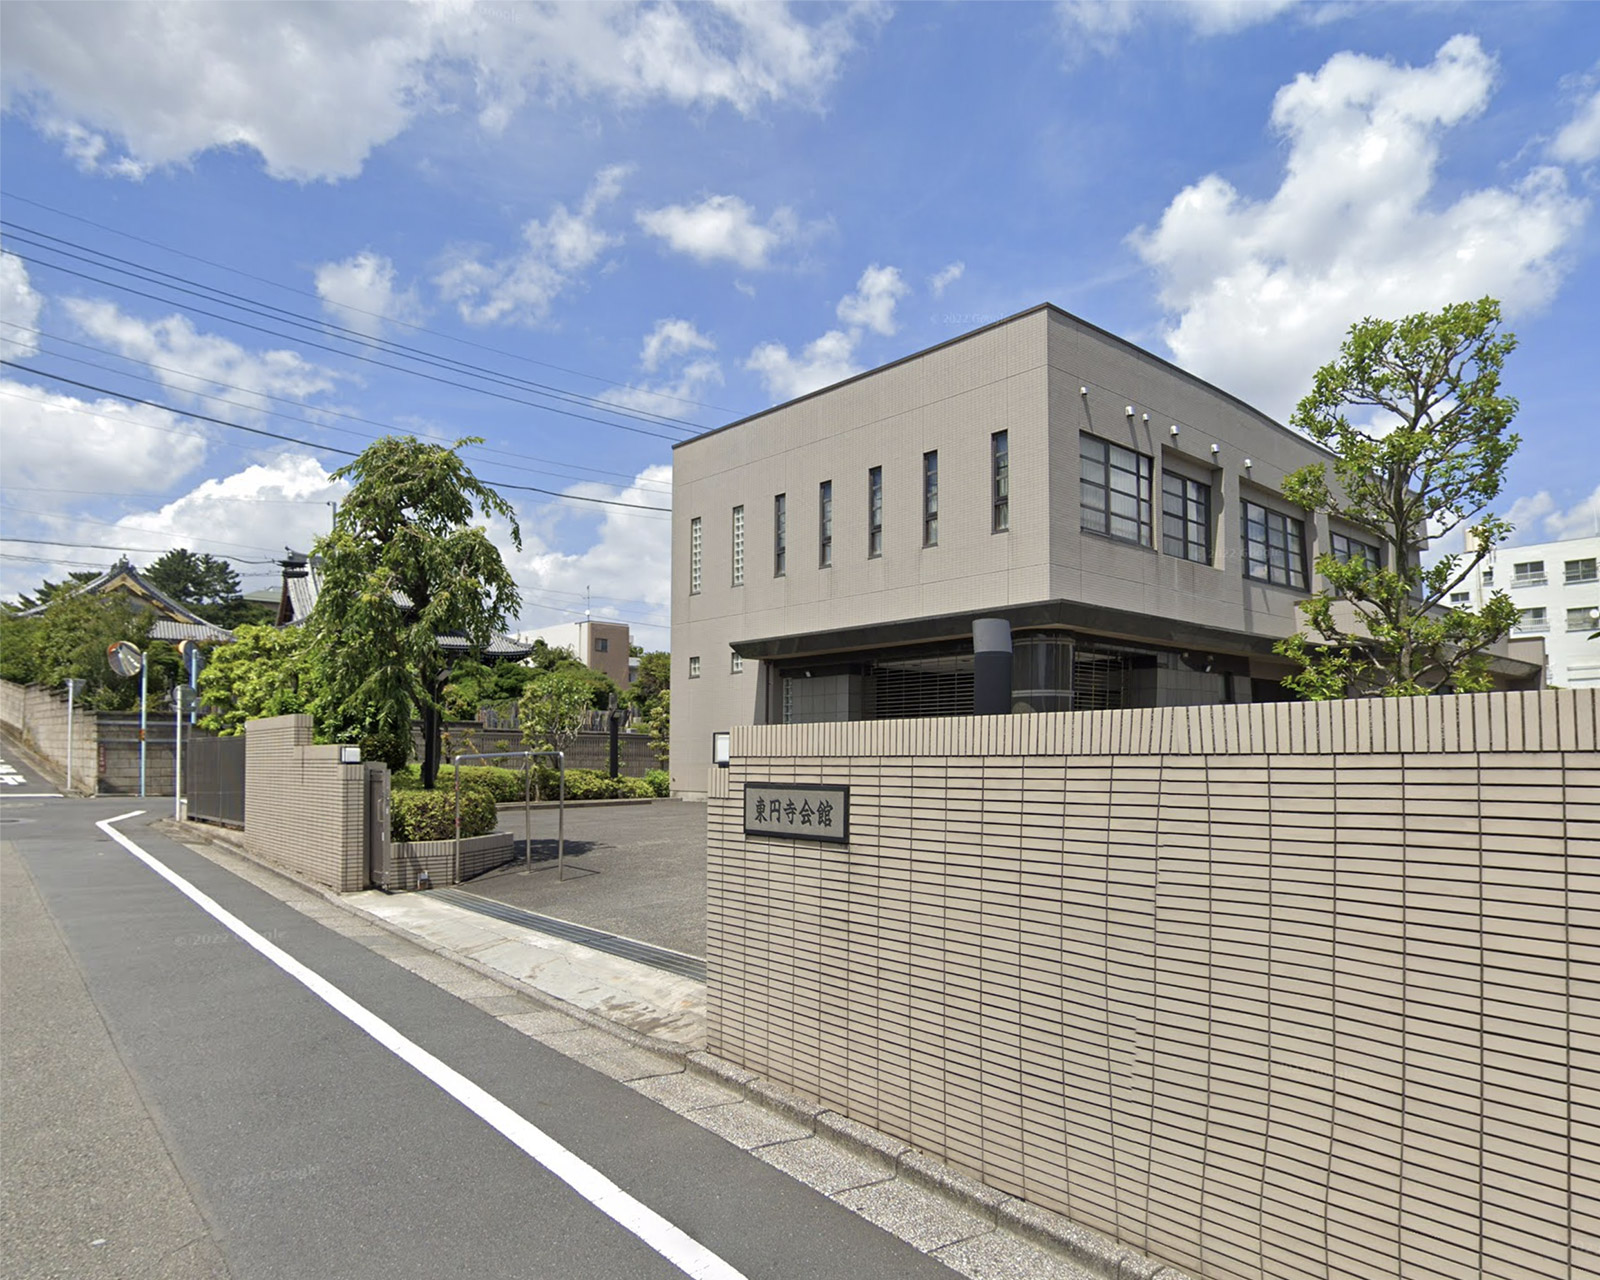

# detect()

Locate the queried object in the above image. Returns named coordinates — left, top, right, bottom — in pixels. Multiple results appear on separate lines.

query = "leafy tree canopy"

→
left=308, top=436, right=521, bottom=786
left=6, top=570, right=99, bottom=613
left=144, top=548, right=268, bottom=628
left=518, top=666, right=593, bottom=755
left=196, top=623, right=311, bottom=734
left=0, top=593, right=178, bottom=710
left=626, top=650, right=670, bottom=711
left=1277, top=297, right=1522, bottom=698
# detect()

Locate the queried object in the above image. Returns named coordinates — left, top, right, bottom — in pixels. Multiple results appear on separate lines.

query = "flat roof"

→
left=675, top=302, right=1334, bottom=462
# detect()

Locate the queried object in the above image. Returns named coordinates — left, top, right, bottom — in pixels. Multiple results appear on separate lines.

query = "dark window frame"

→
left=1330, top=530, right=1383, bottom=569
left=867, top=466, right=883, bottom=559
left=922, top=451, right=938, bottom=548
left=774, top=493, right=787, bottom=577
left=1080, top=434, right=1153, bottom=548
left=1161, top=470, right=1211, bottom=564
left=1242, top=499, right=1308, bottom=590
left=819, top=480, right=833, bottom=568
left=992, top=431, right=1009, bottom=533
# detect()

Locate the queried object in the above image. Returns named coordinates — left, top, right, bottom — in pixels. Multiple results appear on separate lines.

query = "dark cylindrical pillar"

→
left=607, top=693, right=620, bottom=779
left=972, top=617, right=1012, bottom=716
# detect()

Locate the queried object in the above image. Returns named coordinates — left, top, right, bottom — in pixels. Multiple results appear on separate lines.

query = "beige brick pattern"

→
left=708, top=689, right=1600, bottom=1280
left=243, top=715, right=368, bottom=892
left=1, top=678, right=100, bottom=793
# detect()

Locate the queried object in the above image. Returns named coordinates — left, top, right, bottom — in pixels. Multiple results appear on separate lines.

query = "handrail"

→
left=451, top=749, right=566, bottom=884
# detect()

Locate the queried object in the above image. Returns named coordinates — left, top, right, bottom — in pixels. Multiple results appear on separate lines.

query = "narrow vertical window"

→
left=731, top=651, right=744, bottom=673
left=774, top=493, right=787, bottom=577
left=689, top=656, right=701, bottom=678
left=731, top=505, right=744, bottom=586
left=922, top=451, right=939, bottom=547
left=819, top=480, right=833, bottom=567
left=689, top=517, right=702, bottom=594
left=868, top=466, right=883, bottom=558
left=1161, top=471, right=1211, bottom=563
left=992, top=431, right=1009, bottom=533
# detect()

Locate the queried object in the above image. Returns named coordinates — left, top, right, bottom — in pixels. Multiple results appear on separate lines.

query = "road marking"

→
left=5, top=793, right=63, bottom=799
left=96, top=811, right=747, bottom=1280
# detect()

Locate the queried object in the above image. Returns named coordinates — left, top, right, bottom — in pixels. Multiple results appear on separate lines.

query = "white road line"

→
left=5, top=793, right=63, bottom=798
left=96, top=811, right=748, bottom=1280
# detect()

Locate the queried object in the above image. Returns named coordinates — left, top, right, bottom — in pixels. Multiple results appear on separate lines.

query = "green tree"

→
left=1277, top=297, right=1523, bottom=698
left=195, top=623, right=312, bottom=734
left=517, top=667, right=592, bottom=756
left=625, top=650, right=670, bottom=711
left=7, top=570, right=99, bottom=612
left=0, top=593, right=177, bottom=710
left=644, top=688, right=670, bottom=767
left=308, top=436, right=521, bottom=784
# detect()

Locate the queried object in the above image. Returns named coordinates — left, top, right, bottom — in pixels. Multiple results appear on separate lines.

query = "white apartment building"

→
left=1454, top=532, right=1600, bottom=687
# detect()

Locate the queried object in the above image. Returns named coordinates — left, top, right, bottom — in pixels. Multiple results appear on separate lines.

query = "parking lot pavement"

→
left=469, top=799, right=707, bottom=958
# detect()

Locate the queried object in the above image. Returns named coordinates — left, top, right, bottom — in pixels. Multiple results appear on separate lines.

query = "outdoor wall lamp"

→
left=1244, top=458, right=1254, bottom=470
left=1125, top=405, right=1135, bottom=416
left=1080, top=385, right=1088, bottom=395
left=1170, top=424, right=1180, bottom=436
left=1210, top=443, right=1221, bottom=455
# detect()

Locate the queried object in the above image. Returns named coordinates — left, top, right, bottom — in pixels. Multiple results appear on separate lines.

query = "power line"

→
left=0, top=362, right=674, bottom=515
left=0, top=189, right=735, bottom=415
left=1, top=321, right=673, bottom=494
left=6, top=246, right=689, bottom=443
left=1, top=535, right=281, bottom=562
left=3, top=224, right=705, bottom=437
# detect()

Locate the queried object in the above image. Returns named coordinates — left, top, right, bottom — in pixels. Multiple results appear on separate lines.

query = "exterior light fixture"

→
left=1170, top=425, right=1180, bottom=436
left=1142, top=412, right=1151, bottom=422
left=1125, top=405, right=1135, bottom=416
left=1210, top=443, right=1221, bottom=455
left=1080, top=386, right=1088, bottom=395
left=711, top=731, right=731, bottom=767
left=1244, top=458, right=1254, bottom=470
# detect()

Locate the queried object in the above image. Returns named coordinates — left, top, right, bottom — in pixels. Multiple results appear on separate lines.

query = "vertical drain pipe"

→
left=973, top=618, right=1013, bottom=716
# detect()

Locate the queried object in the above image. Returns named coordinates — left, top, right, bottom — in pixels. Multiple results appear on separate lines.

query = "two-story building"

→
left=669, top=304, right=1542, bottom=793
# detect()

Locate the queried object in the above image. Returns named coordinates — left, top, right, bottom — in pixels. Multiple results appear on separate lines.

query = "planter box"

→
left=388, top=830, right=515, bottom=890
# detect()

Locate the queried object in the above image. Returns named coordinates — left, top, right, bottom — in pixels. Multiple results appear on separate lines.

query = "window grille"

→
left=819, top=481, right=833, bottom=568
left=773, top=494, right=786, bottom=576
left=923, top=451, right=938, bottom=547
left=1161, top=471, right=1211, bottom=563
left=1516, top=607, right=1548, bottom=633
left=689, top=517, right=702, bottom=594
left=1512, top=561, right=1547, bottom=587
left=992, top=431, right=1009, bottom=533
left=1242, top=500, right=1308, bottom=589
left=870, top=657, right=974, bottom=720
left=1072, top=651, right=1125, bottom=711
left=1080, top=435, right=1153, bottom=546
left=731, top=506, right=744, bottom=586
left=868, top=466, right=883, bottom=558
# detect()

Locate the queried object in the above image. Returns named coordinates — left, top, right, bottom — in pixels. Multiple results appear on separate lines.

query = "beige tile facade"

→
left=243, top=714, right=370, bottom=892
left=1, top=678, right=100, bottom=793
left=671, top=306, right=1541, bottom=794
left=706, top=689, right=1600, bottom=1280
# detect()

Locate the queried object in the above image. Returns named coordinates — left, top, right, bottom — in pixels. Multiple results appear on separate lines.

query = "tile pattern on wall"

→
left=707, top=689, right=1599, bottom=1280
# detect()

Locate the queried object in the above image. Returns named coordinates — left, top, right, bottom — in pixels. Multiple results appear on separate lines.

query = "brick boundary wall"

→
left=243, top=715, right=370, bottom=892
left=0, top=679, right=101, bottom=794
left=708, top=689, right=1599, bottom=1280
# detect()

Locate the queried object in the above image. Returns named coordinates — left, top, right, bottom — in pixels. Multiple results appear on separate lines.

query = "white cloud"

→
left=640, top=318, right=716, bottom=373
left=64, top=298, right=342, bottom=414
left=0, top=2, right=880, bottom=183
left=506, top=464, right=673, bottom=645
left=928, top=261, right=965, bottom=297
left=1505, top=484, right=1600, bottom=546
left=314, top=252, right=422, bottom=339
left=115, top=455, right=348, bottom=558
left=1056, top=0, right=1297, bottom=56
left=836, top=263, right=907, bottom=336
left=746, top=262, right=908, bottom=402
left=0, top=378, right=207, bottom=493
left=604, top=319, right=722, bottom=416
left=747, top=327, right=861, bottom=403
left=1131, top=35, right=1589, bottom=421
left=0, top=252, right=42, bottom=360
left=1551, top=86, right=1600, bottom=165
left=435, top=166, right=628, bottom=326
left=636, top=195, right=798, bottom=270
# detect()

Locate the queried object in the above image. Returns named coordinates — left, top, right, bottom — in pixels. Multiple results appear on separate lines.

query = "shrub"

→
left=391, top=785, right=498, bottom=842
left=613, top=776, right=655, bottom=799
left=436, top=764, right=529, bottom=803
left=561, top=768, right=615, bottom=800
left=644, top=769, right=670, bottom=797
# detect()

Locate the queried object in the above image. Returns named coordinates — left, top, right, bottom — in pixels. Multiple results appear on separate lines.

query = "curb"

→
left=168, top=816, right=1189, bottom=1280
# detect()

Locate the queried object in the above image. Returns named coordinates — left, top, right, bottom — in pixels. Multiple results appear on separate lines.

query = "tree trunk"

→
left=421, top=693, right=442, bottom=790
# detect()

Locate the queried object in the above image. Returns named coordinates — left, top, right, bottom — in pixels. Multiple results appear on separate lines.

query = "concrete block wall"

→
left=0, top=679, right=100, bottom=793
left=243, top=715, right=368, bottom=892
left=708, top=689, right=1600, bottom=1280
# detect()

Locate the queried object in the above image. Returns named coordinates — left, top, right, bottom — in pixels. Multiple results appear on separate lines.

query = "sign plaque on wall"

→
left=743, top=782, right=849, bottom=844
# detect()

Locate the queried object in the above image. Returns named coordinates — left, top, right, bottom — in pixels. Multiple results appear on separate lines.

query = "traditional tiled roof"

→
left=15, top=559, right=234, bottom=643
left=278, top=552, right=533, bottom=660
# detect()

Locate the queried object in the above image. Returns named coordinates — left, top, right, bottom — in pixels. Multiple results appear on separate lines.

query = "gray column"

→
left=972, top=618, right=1012, bottom=716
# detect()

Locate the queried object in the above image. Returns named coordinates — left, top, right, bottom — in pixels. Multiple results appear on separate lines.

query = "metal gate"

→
left=185, top=733, right=245, bottom=827
left=365, top=765, right=393, bottom=891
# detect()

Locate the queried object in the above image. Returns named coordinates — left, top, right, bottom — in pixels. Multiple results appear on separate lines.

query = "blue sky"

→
left=2, top=1, right=1598, bottom=649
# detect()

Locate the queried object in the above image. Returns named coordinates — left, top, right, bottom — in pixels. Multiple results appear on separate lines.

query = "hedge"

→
left=391, top=785, right=499, bottom=842
left=644, top=770, right=670, bottom=797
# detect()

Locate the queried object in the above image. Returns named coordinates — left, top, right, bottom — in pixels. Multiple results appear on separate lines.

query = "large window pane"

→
left=1242, top=499, right=1307, bottom=589
left=1080, top=435, right=1152, bottom=548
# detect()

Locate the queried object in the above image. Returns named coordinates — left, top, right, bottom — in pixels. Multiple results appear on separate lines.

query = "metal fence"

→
left=186, top=732, right=245, bottom=827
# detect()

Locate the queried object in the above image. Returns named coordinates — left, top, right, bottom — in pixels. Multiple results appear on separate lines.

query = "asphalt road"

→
left=2, top=772, right=955, bottom=1279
